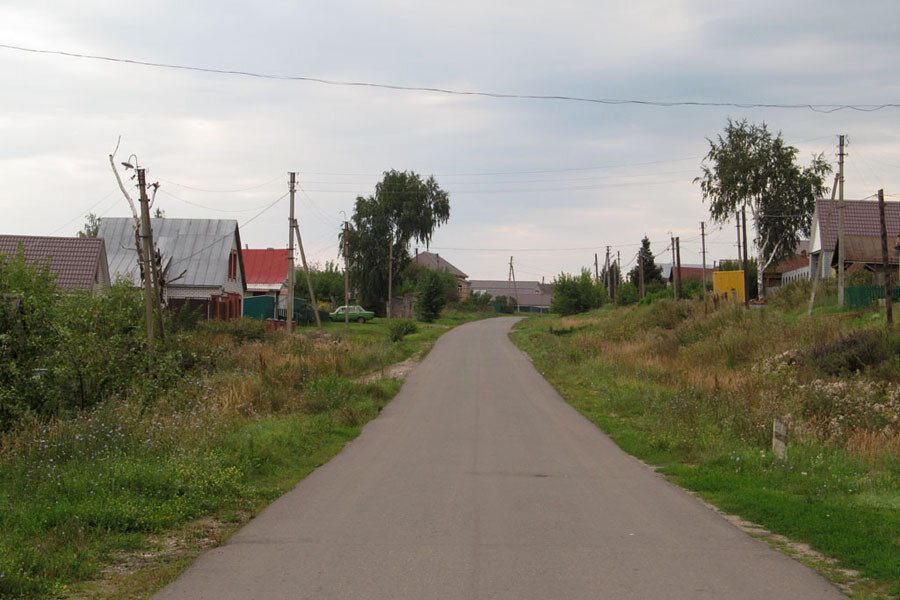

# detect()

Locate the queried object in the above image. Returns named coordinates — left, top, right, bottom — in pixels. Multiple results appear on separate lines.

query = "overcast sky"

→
left=2, top=0, right=899, bottom=280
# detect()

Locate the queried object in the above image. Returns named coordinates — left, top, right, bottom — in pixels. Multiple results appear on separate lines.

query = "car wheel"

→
left=357, top=317, right=365, bottom=323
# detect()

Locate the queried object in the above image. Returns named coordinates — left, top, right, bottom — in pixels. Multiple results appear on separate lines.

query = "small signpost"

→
left=772, top=419, right=788, bottom=459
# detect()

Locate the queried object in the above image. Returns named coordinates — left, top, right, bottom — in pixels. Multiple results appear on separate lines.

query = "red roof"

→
left=0, top=235, right=107, bottom=290
left=242, top=248, right=290, bottom=285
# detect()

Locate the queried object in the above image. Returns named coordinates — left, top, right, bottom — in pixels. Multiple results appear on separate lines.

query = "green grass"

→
left=0, top=308, right=490, bottom=599
left=512, top=306, right=900, bottom=598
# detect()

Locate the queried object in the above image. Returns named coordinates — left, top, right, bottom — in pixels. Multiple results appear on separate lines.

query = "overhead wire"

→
left=47, top=188, right=119, bottom=235
left=2, top=43, right=897, bottom=113
left=154, top=174, right=284, bottom=193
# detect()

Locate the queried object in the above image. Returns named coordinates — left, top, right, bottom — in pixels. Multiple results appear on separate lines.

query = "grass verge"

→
left=0, top=310, right=495, bottom=599
left=511, top=300, right=899, bottom=599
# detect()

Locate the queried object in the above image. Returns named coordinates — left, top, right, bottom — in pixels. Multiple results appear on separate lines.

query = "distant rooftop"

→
left=0, top=235, right=108, bottom=290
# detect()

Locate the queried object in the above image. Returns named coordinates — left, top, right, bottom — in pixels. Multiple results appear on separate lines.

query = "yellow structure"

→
left=713, top=270, right=746, bottom=303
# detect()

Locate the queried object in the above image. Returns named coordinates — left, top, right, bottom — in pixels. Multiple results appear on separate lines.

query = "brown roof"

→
left=671, top=266, right=715, bottom=282
left=831, top=235, right=899, bottom=266
left=0, top=235, right=108, bottom=290
left=815, top=199, right=900, bottom=252
left=414, top=251, right=467, bottom=279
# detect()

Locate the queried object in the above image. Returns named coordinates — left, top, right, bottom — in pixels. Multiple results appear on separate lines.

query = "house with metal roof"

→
left=98, top=217, right=246, bottom=320
left=0, top=235, right=110, bottom=293
left=414, top=251, right=470, bottom=298
left=468, top=279, right=554, bottom=309
left=809, top=198, right=900, bottom=281
left=243, top=248, right=291, bottom=297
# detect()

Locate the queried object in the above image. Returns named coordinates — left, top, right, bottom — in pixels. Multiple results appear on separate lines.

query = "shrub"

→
left=804, top=329, right=891, bottom=375
left=388, top=318, right=418, bottom=342
left=551, top=269, right=606, bottom=315
left=414, top=268, right=448, bottom=322
left=493, top=295, right=518, bottom=314
left=198, top=318, right=267, bottom=344
left=617, top=282, right=639, bottom=305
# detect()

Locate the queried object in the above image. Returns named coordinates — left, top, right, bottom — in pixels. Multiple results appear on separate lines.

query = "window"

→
left=228, top=250, right=238, bottom=280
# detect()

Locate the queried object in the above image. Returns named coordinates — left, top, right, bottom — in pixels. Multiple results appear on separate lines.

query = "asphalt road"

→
left=154, top=317, right=845, bottom=599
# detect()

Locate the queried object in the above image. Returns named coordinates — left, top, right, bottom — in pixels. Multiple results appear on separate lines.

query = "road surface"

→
left=154, top=317, right=845, bottom=599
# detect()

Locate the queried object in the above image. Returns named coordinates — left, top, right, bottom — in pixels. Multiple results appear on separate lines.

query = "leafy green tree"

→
left=696, top=119, right=831, bottom=299
left=342, top=170, right=450, bottom=314
left=551, top=269, right=606, bottom=315
left=617, top=281, right=639, bottom=305
left=76, top=212, right=101, bottom=238
left=628, top=236, right=664, bottom=290
left=294, top=261, right=346, bottom=306
left=414, top=268, right=448, bottom=322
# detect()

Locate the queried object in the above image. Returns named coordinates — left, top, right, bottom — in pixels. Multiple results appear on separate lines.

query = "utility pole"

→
left=837, top=134, right=846, bottom=308
left=700, top=222, right=708, bottom=296
left=594, top=252, right=599, bottom=283
left=878, top=189, right=893, bottom=324
left=291, top=194, right=321, bottom=329
left=808, top=173, right=840, bottom=316
left=509, top=256, right=519, bottom=312
left=638, top=249, right=645, bottom=299
left=742, top=204, right=750, bottom=308
left=736, top=212, right=742, bottom=264
left=137, top=168, right=155, bottom=345
left=287, top=173, right=296, bottom=333
left=343, top=220, right=350, bottom=329
left=387, top=222, right=393, bottom=320
left=675, top=237, right=682, bottom=300
left=605, top=246, right=611, bottom=296
left=670, top=236, right=677, bottom=299
left=615, top=250, right=621, bottom=306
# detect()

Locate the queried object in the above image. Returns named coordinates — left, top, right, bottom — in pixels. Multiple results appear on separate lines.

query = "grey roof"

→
left=98, top=217, right=242, bottom=289
left=468, top=279, right=554, bottom=307
left=414, top=251, right=468, bottom=279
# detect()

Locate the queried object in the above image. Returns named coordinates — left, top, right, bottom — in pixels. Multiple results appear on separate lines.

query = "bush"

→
left=617, top=282, right=639, bottom=305
left=198, top=318, right=267, bottom=343
left=551, top=269, right=606, bottom=315
left=388, top=318, right=418, bottom=342
left=805, top=329, right=892, bottom=375
left=455, top=292, right=493, bottom=312
left=414, top=268, right=448, bottom=322
left=493, top=295, right=518, bottom=314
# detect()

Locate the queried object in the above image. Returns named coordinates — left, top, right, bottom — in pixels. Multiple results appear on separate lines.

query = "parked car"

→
left=329, top=305, right=375, bottom=323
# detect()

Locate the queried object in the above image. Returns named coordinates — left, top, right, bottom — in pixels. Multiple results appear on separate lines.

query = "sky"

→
left=2, top=0, right=899, bottom=281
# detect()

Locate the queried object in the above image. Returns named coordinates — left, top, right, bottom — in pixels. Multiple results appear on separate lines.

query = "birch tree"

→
left=696, top=120, right=831, bottom=299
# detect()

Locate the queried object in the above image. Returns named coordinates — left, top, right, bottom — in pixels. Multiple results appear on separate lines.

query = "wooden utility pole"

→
left=638, top=249, right=645, bottom=299
left=594, top=252, right=599, bottom=283
left=670, top=236, right=677, bottom=299
left=343, top=220, right=350, bottom=329
left=837, top=134, right=846, bottom=308
left=293, top=220, right=321, bottom=329
left=808, top=173, right=840, bottom=316
left=287, top=173, right=296, bottom=333
left=736, top=212, right=742, bottom=264
left=700, top=222, right=708, bottom=296
left=137, top=168, right=155, bottom=345
left=675, top=237, right=682, bottom=300
left=604, top=246, right=610, bottom=295
left=742, top=204, right=750, bottom=307
left=878, top=189, right=893, bottom=324
left=509, top=256, right=519, bottom=312
left=615, top=250, right=621, bottom=306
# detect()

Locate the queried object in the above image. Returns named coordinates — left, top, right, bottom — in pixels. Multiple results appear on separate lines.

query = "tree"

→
left=294, top=261, right=345, bottom=306
left=550, top=269, right=606, bottom=315
left=696, top=119, right=831, bottom=299
left=414, top=268, right=447, bottom=322
left=342, top=170, right=450, bottom=313
left=77, top=213, right=101, bottom=238
left=628, top=236, right=664, bottom=290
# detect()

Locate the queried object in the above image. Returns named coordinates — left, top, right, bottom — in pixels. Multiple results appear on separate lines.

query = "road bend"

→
left=154, top=317, right=845, bottom=599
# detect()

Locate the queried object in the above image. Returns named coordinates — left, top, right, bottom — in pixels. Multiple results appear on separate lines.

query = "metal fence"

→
left=845, top=285, right=900, bottom=309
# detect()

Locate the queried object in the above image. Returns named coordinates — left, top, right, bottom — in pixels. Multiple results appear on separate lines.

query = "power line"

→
left=159, top=188, right=289, bottom=213
left=2, top=42, right=897, bottom=114
left=48, top=188, right=119, bottom=235
left=155, top=174, right=283, bottom=193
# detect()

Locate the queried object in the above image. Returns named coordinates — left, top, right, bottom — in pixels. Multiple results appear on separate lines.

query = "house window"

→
left=228, top=250, right=237, bottom=280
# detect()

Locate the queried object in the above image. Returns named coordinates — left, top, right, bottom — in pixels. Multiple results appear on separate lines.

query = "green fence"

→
left=243, top=296, right=325, bottom=324
left=845, top=285, right=900, bottom=309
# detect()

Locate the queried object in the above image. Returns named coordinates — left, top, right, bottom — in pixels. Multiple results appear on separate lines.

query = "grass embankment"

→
left=0, top=314, right=478, bottom=599
left=512, top=286, right=900, bottom=599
